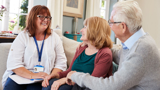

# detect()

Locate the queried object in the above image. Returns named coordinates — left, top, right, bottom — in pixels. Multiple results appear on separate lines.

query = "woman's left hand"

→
left=51, top=78, right=66, bottom=90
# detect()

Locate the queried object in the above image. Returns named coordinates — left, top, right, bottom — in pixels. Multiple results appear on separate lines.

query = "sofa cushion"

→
left=53, top=29, right=62, bottom=39
left=62, top=36, right=80, bottom=66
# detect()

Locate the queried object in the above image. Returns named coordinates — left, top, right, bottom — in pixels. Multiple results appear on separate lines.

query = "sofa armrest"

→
left=0, top=43, right=12, bottom=89
left=62, top=36, right=80, bottom=66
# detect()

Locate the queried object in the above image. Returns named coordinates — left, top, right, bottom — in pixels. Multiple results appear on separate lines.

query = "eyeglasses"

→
left=108, top=20, right=121, bottom=25
left=37, top=15, right=52, bottom=21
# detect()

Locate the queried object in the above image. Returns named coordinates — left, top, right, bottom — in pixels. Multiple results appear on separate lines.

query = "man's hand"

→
left=77, top=42, right=86, bottom=50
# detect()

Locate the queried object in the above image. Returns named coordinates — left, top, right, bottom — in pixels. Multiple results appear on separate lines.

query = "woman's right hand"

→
left=42, top=73, right=59, bottom=87
left=51, top=78, right=66, bottom=90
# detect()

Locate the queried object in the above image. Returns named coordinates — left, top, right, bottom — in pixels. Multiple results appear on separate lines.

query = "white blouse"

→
left=2, top=30, right=67, bottom=86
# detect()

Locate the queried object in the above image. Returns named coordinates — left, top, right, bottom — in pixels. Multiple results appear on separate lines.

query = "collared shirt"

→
left=122, top=28, right=146, bottom=49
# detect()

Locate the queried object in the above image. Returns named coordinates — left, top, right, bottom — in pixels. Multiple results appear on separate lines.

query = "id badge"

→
left=34, top=65, right=44, bottom=73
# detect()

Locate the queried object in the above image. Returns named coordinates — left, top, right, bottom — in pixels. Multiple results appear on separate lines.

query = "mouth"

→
left=41, top=23, right=47, bottom=26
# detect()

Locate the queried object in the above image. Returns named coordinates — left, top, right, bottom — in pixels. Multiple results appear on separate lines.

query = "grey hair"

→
left=113, top=0, right=142, bottom=34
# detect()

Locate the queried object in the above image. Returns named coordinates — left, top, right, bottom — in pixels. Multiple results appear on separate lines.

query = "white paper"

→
left=9, top=75, right=43, bottom=84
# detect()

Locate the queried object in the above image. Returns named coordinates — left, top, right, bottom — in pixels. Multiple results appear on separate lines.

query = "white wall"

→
left=34, top=0, right=47, bottom=6
left=135, top=0, right=160, bottom=49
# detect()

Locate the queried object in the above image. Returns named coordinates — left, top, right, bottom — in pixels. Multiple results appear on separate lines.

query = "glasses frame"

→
left=37, top=15, right=52, bottom=21
left=108, top=20, right=121, bottom=25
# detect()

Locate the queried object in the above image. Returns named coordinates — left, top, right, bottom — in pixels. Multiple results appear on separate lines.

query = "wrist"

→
left=30, top=72, right=34, bottom=79
left=50, top=73, right=59, bottom=79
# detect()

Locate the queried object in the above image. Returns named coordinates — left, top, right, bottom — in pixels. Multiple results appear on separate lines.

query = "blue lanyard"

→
left=33, top=33, right=46, bottom=62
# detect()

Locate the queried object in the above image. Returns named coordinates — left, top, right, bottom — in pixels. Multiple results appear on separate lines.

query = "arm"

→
left=71, top=53, right=146, bottom=90
left=13, top=67, right=48, bottom=79
left=111, top=45, right=121, bottom=64
left=54, top=33, right=67, bottom=71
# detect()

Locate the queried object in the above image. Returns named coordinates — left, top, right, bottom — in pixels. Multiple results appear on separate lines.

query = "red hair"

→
left=24, top=5, right=51, bottom=36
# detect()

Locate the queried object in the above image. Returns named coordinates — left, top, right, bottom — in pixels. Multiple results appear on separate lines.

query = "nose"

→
left=80, top=28, right=83, bottom=32
left=43, top=17, right=48, bottom=21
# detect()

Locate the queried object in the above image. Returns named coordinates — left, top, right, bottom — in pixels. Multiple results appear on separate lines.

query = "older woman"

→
left=42, top=16, right=113, bottom=90
left=2, top=5, right=67, bottom=90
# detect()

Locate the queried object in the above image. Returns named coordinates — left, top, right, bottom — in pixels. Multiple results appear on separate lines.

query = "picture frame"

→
left=63, top=0, right=84, bottom=18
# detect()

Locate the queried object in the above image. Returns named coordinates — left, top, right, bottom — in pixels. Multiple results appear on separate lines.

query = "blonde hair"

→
left=83, top=16, right=113, bottom=49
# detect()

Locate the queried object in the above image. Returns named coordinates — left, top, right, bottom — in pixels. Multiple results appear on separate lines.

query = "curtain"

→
left=28, top=0, right=34, bottom=13
left=85, top=0, right=100, bottom=19
left=47, top=0, right=63, bottom=30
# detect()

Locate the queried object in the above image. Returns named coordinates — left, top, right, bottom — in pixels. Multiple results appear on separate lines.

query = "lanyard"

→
left=33, top=33, right=46, bottom=63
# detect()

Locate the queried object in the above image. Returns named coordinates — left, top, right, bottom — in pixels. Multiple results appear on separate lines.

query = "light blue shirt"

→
left=122, top=28, right=146, bottom=49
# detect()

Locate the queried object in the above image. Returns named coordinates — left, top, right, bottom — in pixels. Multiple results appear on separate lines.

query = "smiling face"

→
left=36, top=13, right=51, bottom=33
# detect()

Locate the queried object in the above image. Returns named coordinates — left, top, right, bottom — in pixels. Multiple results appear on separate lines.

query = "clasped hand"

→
left=51, top=71, right=77, bottom=90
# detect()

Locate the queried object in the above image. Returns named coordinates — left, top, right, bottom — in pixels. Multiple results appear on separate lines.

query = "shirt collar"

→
left=122, top=28, right=146, bottom=49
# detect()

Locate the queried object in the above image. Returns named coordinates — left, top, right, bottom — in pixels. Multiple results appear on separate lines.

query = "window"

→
left=100, top=0, right=110, bottom=20
left=1, top=0, right=29, bottom=32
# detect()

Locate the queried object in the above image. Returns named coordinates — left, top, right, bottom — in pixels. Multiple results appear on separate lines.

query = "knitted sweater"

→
left=71, top=34, right=160, bottom=90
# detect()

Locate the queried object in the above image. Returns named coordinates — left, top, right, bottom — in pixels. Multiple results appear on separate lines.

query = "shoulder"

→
left=17, top=31, right=28, bottom=37
left=75, top=46, right=87, bottom=54
left=98, top=47, right=112, bottom=56
left=136, top=34, right=157, bottom=53
left=95, top=47, right=112, bottom=62
left=15, top=31, right=30, bottom=41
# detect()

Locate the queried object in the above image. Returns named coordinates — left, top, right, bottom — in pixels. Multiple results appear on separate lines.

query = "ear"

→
left=121, top=22, right=127, bottom=33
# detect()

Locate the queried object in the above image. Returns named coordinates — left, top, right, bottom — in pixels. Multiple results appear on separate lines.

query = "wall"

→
left=33, top=0, right=47, bottom=6
left=62, top=0, right=87, bottom=35
left=135, top=0, right=160, bottom=49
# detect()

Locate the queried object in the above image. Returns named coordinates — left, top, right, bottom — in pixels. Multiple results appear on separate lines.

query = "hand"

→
left=66, top=78, right=75, bottom=85
left=42, top=74, right=52, bottom=87
left=51, top=78, right=66, bottom=90
left=77, top=42, right=86, bottom=50
left=32, top=72, right=48, bottom=79
left=66, top=71, right=77, bottom=85
left=42, top=73, right=59, bottom=87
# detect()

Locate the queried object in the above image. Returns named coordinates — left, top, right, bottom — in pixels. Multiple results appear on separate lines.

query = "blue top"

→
left=122, top=28, right=146, bottom=49
left=71, top=50, right=97, bottom=74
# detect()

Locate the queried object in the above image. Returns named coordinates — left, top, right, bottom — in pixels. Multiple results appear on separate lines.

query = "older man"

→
left=66, top=0, right=160, bottom=90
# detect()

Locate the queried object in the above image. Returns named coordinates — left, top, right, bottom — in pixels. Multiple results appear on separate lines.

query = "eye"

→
left=39, top=15, right=44, bottom=18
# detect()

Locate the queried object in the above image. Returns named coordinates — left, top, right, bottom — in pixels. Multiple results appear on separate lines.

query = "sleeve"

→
left=58, top=48, right=79, bottom=78
left=71, top=53, right=146, bottom=90
left=53, top=33, right=67, bottom=71
left=91, top=49, right=112, bottom=77
left=7, top=32, right=26, bottom=71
